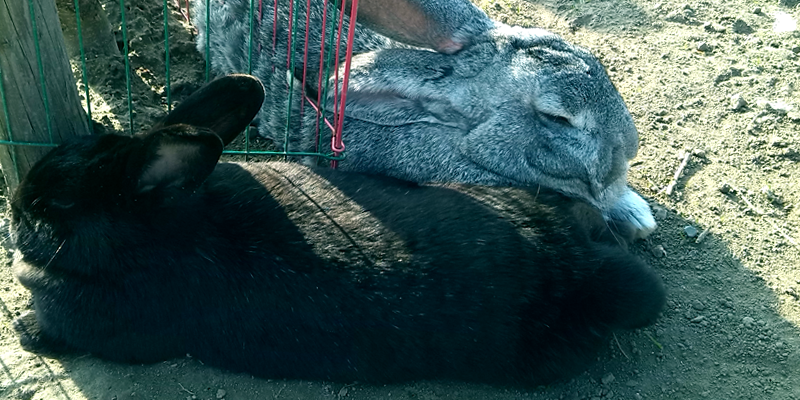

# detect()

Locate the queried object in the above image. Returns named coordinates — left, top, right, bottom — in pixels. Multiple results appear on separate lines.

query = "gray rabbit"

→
left=191, top=0, right=656, bottom=237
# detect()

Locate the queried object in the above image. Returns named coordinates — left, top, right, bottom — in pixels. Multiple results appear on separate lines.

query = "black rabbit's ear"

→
left=130, top=125, right=224, bottom=195
left=154, top=74, right=265, bottom=146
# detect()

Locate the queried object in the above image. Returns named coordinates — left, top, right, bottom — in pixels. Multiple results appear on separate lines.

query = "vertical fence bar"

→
left=272, top=0, right=278, bottom=70
left=0, top=65, right=20, bottom=186
left=282, top=0, right=299, bottom=156
left=331, top=0, right=357, bottom=167
left=163, top=0, right=172, bottom=112
left=204, top=0, right=210, bottom=82
left=245, top=0, right=257, bottom=158
left=328, top=1, right=347, bottom=165
left=313, top=0, right=329, bottom=155
left=27, top=0, right=54, bottom=144
left=119, top=0, right=134, bottom=134
left=299, top=0, right=311, bottom=137
left=73, top=0, right=93, bottom=133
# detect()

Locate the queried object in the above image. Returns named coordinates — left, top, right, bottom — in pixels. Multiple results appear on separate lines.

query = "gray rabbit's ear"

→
left=337, top=47, right=493, bottom=128
left=153, top=74, right=265, bottom=146
left=130, top=126, right=224, bottom=195
left=343, top=90, right=474, bottom=130
left=341, top=0, right=493, bottom=53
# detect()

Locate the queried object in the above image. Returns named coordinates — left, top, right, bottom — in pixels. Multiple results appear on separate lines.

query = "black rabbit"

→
left=11, top=75, right=664, bottom=385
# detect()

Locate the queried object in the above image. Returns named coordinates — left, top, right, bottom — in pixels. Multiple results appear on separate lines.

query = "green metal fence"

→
left=0, top=0, right=353, bottom=177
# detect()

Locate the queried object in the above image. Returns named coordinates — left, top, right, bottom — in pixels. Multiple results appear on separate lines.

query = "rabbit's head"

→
left=317, top=25, right=647, bottom=232
left=11, top=75, right=265, bottom=274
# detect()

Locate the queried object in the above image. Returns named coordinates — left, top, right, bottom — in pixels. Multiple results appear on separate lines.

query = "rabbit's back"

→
left=209, top=162, right=666, bottom=382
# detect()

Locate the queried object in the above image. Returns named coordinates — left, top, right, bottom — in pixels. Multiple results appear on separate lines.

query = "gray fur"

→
left=192, top=0, right=656, bottom=236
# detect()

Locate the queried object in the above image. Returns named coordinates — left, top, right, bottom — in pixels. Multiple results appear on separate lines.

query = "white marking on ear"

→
left=138, top=144, right=200, bottom=192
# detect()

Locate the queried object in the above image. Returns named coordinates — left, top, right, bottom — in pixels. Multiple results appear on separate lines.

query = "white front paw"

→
left=604, top=189, right=657, bottom=239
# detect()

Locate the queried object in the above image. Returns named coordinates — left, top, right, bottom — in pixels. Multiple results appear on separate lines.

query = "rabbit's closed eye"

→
left=540, top=112, right=572, bottom=127
left=49, top=200, right=76, bottom=210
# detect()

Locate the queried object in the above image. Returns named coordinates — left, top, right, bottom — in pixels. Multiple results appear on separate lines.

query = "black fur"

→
left=10, top=75, right=664, bottom=385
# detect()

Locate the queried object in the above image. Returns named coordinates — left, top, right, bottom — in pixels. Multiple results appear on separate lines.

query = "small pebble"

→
left=564, top=392, right=581, bottom=400
left=216, top=389, right=226, bottom=399
left=753, top=7, right=762, bottom=14
left=684, top=226, right=698, bottom=237
left=601, top=373, right=616, bottom=385
left=653, top=206, right=668, bottom=220
left=703, top=21, right=726, bottom=33
left=733, top=19, right=754, bottom=34
left=665, top=11, right=688, bottom=23
left=731, top=93, right=747, bottom=111
left=721, top=299, right=735, bottom=309
left=565, top=392, right=580, bottom=400
left=766, top=101, right=792, bottom=115
left=651, top=245, right=667, bottom=258
left=692, top=300, right=706, bottom=311
left=696, top=41, right=712, bottom=52
left=715, top=72, right=731, bottom=83
left=743, top=317, right=755, bottom=326
left=691, top=316, right=706, bottom=323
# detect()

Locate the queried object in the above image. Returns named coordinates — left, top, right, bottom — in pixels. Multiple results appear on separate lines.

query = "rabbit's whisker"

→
left=42, top=239, right=66, bottom=271
left=604, top=219, right=625, bottom=248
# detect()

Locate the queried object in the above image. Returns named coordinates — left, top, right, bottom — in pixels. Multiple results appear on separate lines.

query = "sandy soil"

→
left=2, top=0, right=800, bottom=399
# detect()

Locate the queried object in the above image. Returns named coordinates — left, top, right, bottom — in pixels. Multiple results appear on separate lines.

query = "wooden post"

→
left=55, top=0, right=118, bottom=59
left=0, top=0, right=91, bottom=193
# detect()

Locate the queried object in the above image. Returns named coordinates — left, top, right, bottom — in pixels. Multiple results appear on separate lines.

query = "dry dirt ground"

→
left=2, top=0, right=800, bottom=399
